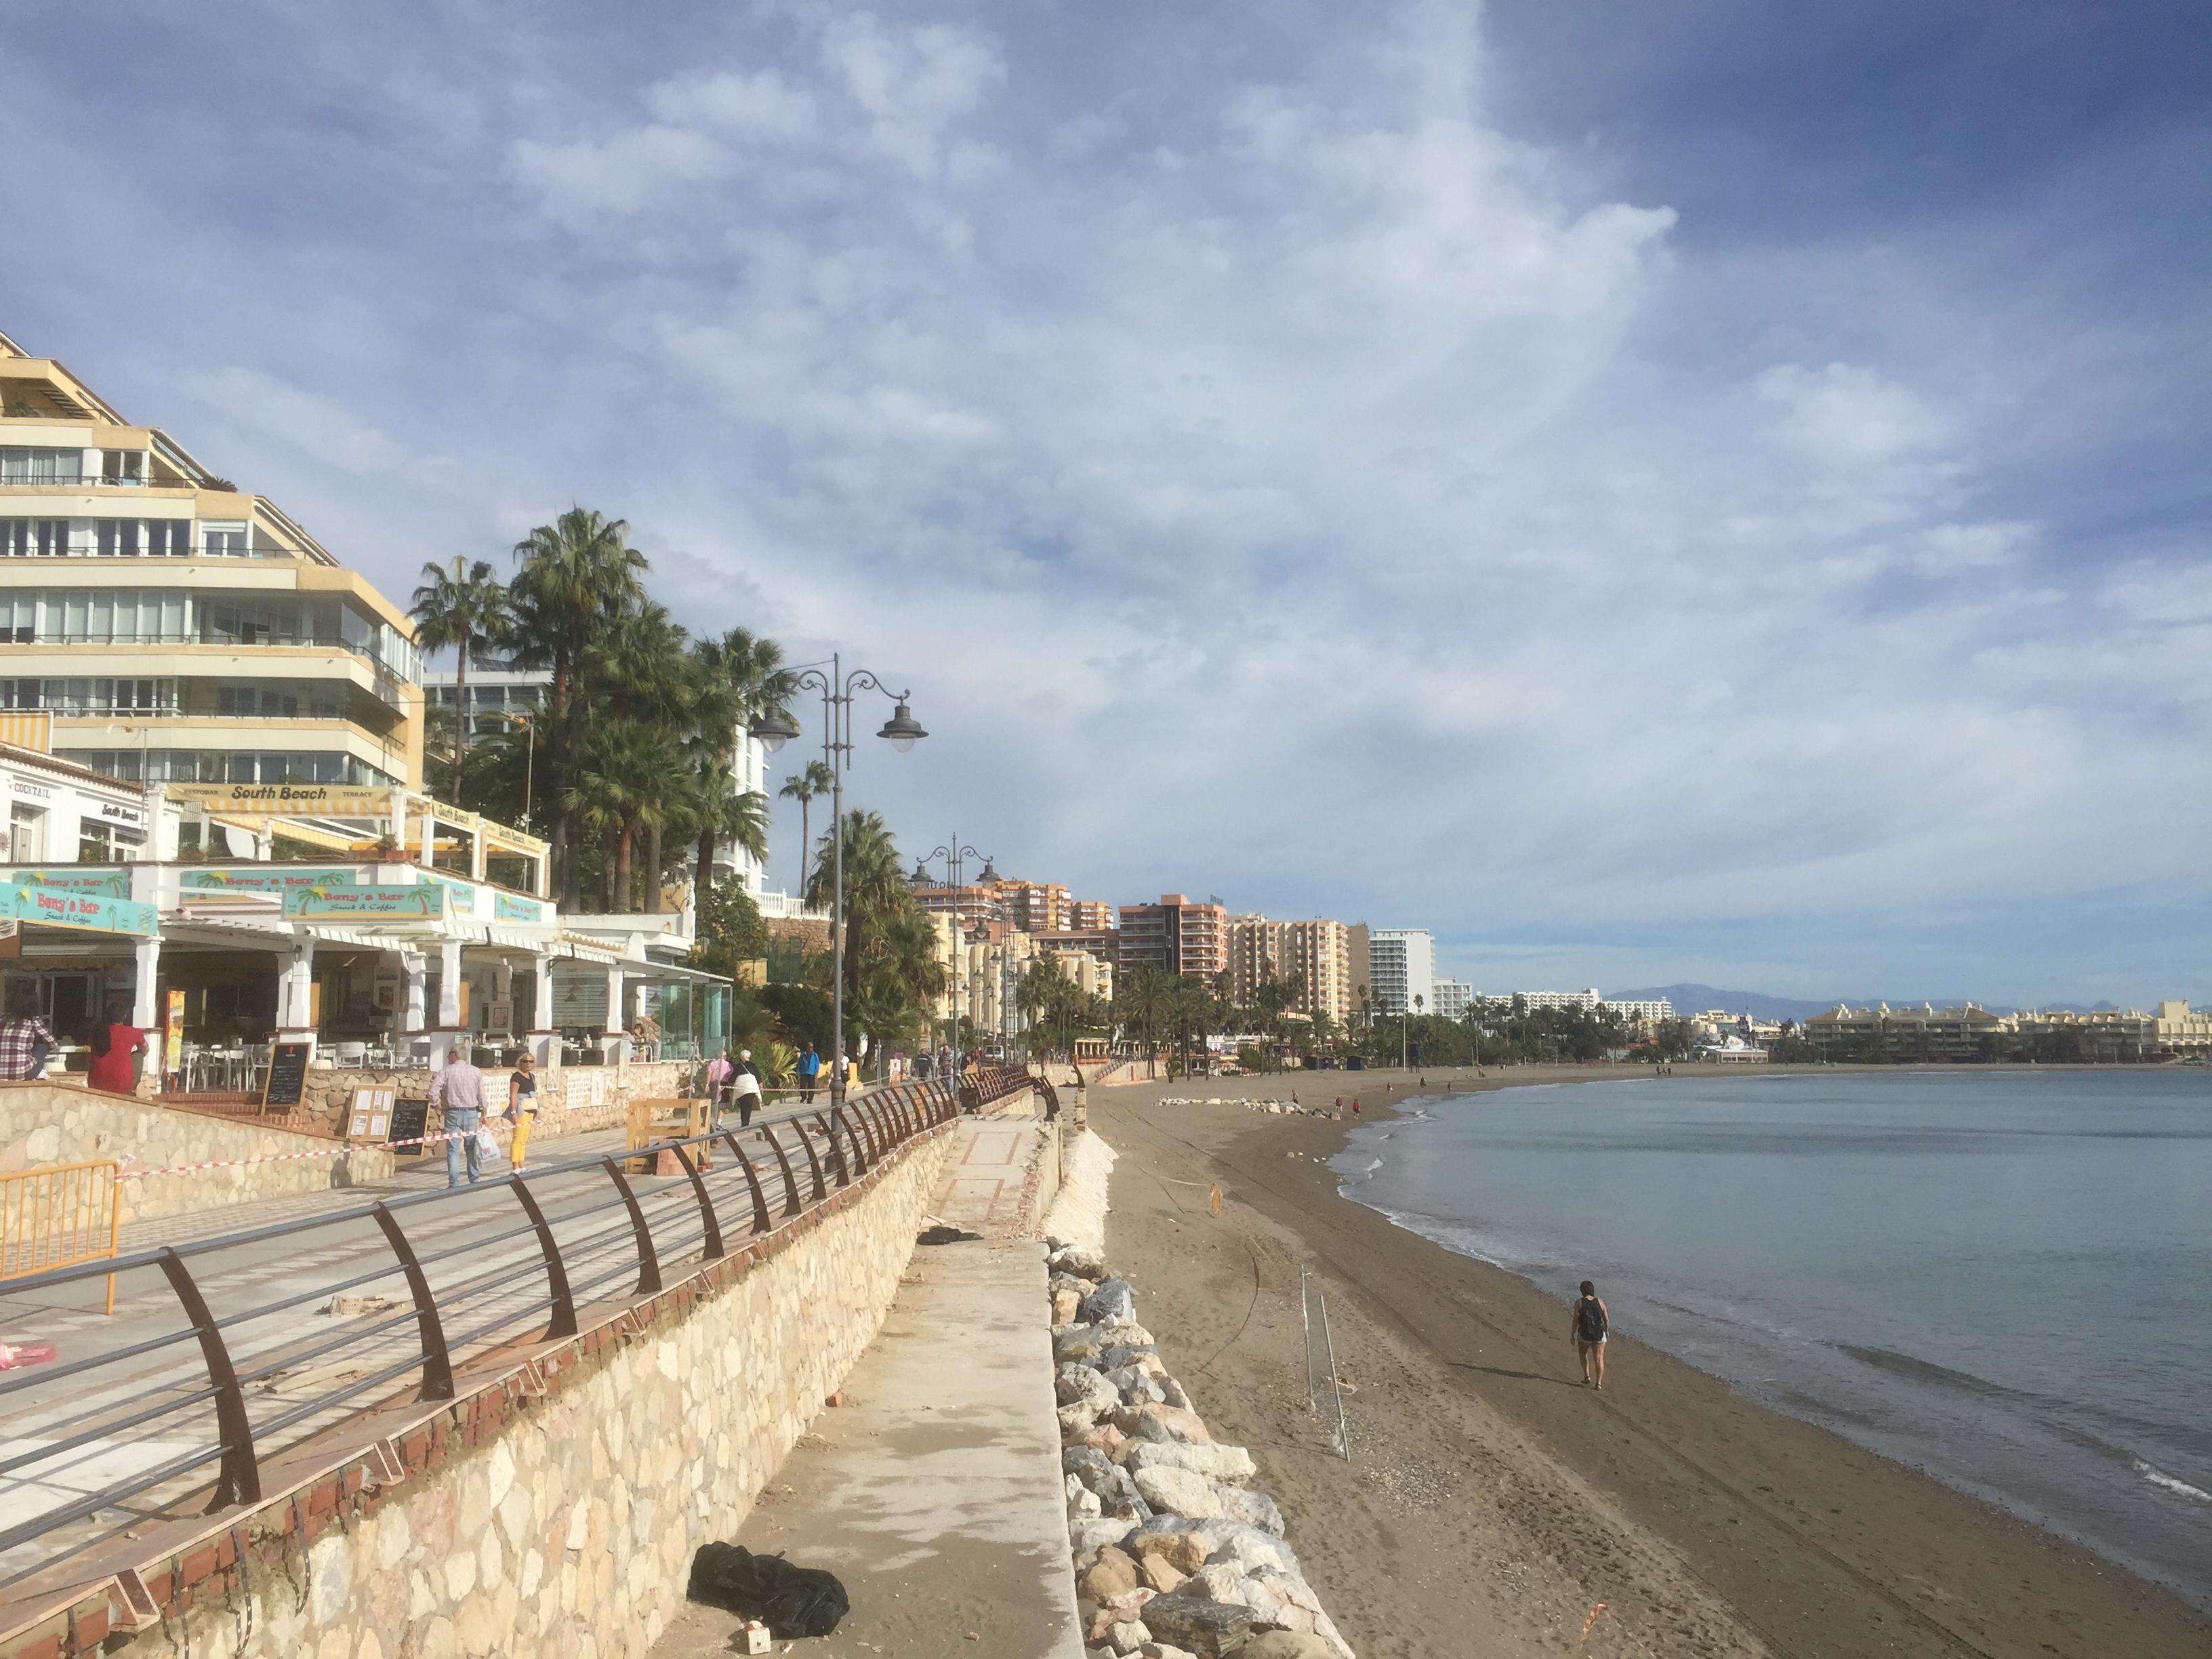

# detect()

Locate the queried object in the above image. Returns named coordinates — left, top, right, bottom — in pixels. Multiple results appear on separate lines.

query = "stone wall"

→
left=3, top=1122, right=954, bottom=1659
left=0, top=1084, right=395, bottom=1227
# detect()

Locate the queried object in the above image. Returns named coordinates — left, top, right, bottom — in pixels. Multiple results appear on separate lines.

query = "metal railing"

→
left=1, top=1160, right=121, bottom=1316
left=960, top=1063, right=1034, bottom=1113
left=0, top=1081, right=958, bottom=1595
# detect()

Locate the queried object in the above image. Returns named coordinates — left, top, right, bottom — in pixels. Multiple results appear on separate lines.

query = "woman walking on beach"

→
left=1571, top=1280, right=1610, bottom=1389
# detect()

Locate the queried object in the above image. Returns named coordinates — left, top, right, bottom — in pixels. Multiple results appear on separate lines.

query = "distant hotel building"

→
left=1491, top=988, right=1674, bottom=1023
left=1118, top=893, right=1227, bottom=980
left=1224, top=914, right=1355, bottom=1023
left=1, top=333, right=426, bottom=792
left=1431, top=977, right=1471, bottom=1020
left=1368, top=928, right=1435, bottom=1015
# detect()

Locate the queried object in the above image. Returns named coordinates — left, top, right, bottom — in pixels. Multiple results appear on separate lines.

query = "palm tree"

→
left=1114, top=966, right=1174, bottom=1078
left=508, top=509, right=647, bottom=907
left=804, top=808, right=907, bottom=1008
left=409, top=557, right=509, bottom=805
left=778, top=760, right=835, bottom=895
left=691, top=628, right=795, bottom=895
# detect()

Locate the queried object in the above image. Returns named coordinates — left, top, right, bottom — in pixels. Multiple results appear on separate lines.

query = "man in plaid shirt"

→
left=0, top=985, right=55, bottom=1080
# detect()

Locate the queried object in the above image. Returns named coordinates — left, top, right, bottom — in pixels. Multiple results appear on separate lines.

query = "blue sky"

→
left=7, top=1, right=2209, bottom=1005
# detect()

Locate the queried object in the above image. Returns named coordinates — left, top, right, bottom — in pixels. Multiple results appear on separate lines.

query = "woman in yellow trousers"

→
left=506, top=1050, right=540, bottom=1172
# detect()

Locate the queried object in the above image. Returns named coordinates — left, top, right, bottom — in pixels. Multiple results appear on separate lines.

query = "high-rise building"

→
left=1277, top=919, right=1353, bottom=1024
left=1, top=333, right=425, bottom=790
left=998, top=878, right=1073, bottom=935
left=1347, top=922, right=1372, bottom=1016
left=1225, top=914, right=1282, bottom=1004
left=1070, top=899, right=1115, bottom=930
left=1431, top=977, right=1471, bottom=1021
left=1118, top=893, right=1228, bottom=980
left=1368, top=928, right=1435, bottom=1015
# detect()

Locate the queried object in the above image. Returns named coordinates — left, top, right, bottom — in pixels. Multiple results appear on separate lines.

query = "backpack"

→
left=1576, top=1296, right=1607, bottom=1341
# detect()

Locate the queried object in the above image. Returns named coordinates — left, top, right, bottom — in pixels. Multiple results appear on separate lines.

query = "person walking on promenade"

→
left=430, top=1046, right=491, bottom=1187
left=798, top=1042, right=821, bottom=1104
left=733, top=1047, right=763, bottom=1128
left=506, top=1051, right=540, bottom=1172
left=704, top=1048, right=734, bottom=1125
left=1571, top=1279, right=1611, bottom=1389
left=0, top=986, right=54, bottom=1081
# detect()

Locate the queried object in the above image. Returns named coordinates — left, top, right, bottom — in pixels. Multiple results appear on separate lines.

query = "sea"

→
left=1330, top=1069, right=2212, bottom=1608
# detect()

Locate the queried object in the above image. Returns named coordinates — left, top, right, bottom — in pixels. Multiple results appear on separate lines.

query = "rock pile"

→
left=1046, top=1240, right=1353, bottom=1659
left=1153, top=1098, right=1318, bottom=1115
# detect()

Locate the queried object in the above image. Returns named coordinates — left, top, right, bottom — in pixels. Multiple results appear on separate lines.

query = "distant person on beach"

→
left=1571, top=1280, right=1610, bottom=1389
left=732, top=1048, right=763, bottom=1128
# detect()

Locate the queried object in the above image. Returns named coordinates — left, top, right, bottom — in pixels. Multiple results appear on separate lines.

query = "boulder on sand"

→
left=1081, top=1278, right=1138, bottom=1324
left=1129, top=1531, right=1209, bottom=1576
left=1131, top=1466, right=1228, bottom=1519
left=1114, top=1404, right=1212, bottom=1446
left=1079, top=1546, right=1141, bottom=1599
left=1136, top=1596, right=1267, bottom=1658
left=1059, top=1363, right=1121, bottom=1414
left=1129, top=1517, right=1301, bottom=1578
left=1218, top=1486, right=1285, bottom=1536
left=1122, top=1441, right=1256, bottom=1485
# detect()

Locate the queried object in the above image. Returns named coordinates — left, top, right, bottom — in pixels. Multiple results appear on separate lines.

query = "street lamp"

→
left=747, top=654, right=924, bottom=1118
left=918, top=836, right=993, bottom=1053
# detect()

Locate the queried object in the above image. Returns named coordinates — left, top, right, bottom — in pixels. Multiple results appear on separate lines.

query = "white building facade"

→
left=1431, top=977, right=1471, bottom=1021
left=1368, top=928, right=1435, bottom=1015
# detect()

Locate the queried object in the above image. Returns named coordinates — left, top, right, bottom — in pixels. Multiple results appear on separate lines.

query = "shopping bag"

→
left=473, top=1124, right=503, bottom=1163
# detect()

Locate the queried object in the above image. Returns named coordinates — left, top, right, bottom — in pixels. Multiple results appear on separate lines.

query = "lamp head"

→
left=877, top=699, right=926, bottom=752
left=748, top=705, right=802, bottom=754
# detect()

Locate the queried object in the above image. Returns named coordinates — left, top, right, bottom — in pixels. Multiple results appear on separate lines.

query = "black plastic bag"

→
left=687, top=1543, right=851, bottom=1637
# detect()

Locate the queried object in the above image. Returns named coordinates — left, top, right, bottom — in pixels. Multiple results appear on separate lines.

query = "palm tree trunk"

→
left=694, top=827, right=715, bottom=907
left=615, top=821, right=636, bottom=914
left=644, top=821, right=663, bottom=914
left=548, top=653, right=575, bottom=909
left=798, top=795, right=810, bottom=897
left=452, top=626, right=470, bottom=804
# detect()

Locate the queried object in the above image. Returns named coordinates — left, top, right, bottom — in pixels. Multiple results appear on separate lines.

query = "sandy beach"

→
left=1091, top=1068, right=2212, bottom=1659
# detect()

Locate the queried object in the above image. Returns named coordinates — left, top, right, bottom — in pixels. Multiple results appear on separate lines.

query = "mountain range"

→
left=1606, top=985, right=2129, bottom=1023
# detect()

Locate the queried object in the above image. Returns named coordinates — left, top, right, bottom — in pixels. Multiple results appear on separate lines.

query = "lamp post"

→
left=914, top=839, right=994, bottom=1052
left=747, top=654, right=924, bottom=1116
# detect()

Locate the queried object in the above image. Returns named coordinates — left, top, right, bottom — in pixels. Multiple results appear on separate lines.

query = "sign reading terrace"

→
left=165, top=783, right=396, bottom=819
left=282, top=880, right=450, bottom=920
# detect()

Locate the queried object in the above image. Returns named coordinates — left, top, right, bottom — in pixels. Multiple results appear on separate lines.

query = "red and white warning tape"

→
left=117, top=1127, right=485, bottom=1181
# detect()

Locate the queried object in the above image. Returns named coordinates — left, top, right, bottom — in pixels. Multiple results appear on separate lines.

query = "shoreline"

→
left=1092, top=1066, right=2212, bottom=1658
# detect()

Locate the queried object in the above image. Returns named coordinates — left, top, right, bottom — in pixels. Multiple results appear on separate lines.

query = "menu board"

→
left=345, top=1086, right=396, bottom=1141
left=388, top=1096, right=430, bottom=1155
left=263, top=1040, right=312, bottom=1108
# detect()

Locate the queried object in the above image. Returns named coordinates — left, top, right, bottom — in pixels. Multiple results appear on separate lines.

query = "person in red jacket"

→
left=86, top=1016, right=148, bottom=1095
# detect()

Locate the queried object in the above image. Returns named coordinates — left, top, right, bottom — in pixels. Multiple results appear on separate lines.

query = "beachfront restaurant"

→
left=0, top=779, right=732, bottom=1092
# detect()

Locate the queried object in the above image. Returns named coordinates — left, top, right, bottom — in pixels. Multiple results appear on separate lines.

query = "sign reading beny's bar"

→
left=1, top=880, right=157, bottom=936
left=165, top=783, right=396, bottom=819
left=282, top=880, right=450, bottom=920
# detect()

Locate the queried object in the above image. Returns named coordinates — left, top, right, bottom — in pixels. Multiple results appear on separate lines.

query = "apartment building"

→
left=1431, top=977, right=1471, bottom=1021
left=1, top=333, right=424, bottom=792
left=1118, top=893, right=1228, bottom=980
left=425, top=663, right=772, bottom=893
left=1804, top=1002, right=2011, bottom=1061
left=1225, top=914, right=1281, bottom=1004
left=1070, top=899, right=1115, bottom=930
left=997, top=878, right=1073, bottom=935
left=1368, top=928, right=1435, bottom=1015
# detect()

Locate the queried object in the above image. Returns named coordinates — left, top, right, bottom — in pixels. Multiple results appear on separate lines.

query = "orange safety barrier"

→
left=0, top=1159, right=121, bottom=1315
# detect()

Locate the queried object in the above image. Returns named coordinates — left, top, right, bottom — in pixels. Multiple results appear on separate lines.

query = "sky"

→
left=6, top=1, right=2209, bottom=1006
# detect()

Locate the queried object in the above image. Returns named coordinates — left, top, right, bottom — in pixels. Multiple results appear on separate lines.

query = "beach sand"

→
left=1091, top=1068, right=2212, bottom=1659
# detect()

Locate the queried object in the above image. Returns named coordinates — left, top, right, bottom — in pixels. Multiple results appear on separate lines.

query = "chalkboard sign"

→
left=263, top=1040, right=312, bottom=1108
left=388, top=1096, right=430, bottom=1156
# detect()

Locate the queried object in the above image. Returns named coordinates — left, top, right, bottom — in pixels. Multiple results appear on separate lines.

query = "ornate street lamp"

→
left=918, top=836, right=994, bottom=1051
left=747, top=654, right=924, bottom=1118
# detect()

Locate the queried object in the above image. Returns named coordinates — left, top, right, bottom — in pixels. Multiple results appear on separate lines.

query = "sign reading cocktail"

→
left=281, top=880, right=449, bottom=921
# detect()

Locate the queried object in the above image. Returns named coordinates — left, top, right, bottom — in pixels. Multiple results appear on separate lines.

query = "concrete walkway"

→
left=653, top=1115, right=1084, bottom=1659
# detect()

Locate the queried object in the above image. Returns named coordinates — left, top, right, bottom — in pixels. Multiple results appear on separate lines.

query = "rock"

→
left=1052, top=1271, right=1102, bottom=1300
left=1135, top=1597, right=1264, bottom=1658
left=1185, top=1563, right=1248, bottom=1603
left=1067, top=1422, right=1128, bottom=1457
left=1088, top=1589, right=1156, bottom=1641
left=1105, top=1620, right=1151, bottom=1656
left=1058, top=1364, right=1120, bottom=1414
left=1050, top=1242, right=1108, bottom=1279
left=1139, top=1554, right=1187, bottom=1594
left=1065, top=1446, right=1113, bottom=1477
left=1237, top=1635, right=1333, bottom=1659
left=1081, top=1279, right=1137, bottom=1324
left=1241, top=1572, right=1334, bottom=1639
left=1067, top=1475, right=1102, bottom=1519
left=1061, top=1401, right=1109, bottom=1435
left=1122, top=1441, right=1257, bottom=1485
left=1160, top=1376, right=1194, bottom=1412
left=1130, top=1518, right=1300, bottom=1578
left=1140, top=1646, right=1200, bottom=1659
left=1115, top=1405, right=1212, bottom=1446
left=1105, top=1365, right=1166, bottom=1406
left=1218, top=1486, right=1285, bottom=1536
left=1079, top=1547, right=1141, bottom=1600
left=1098, top=1343, right=1160, bottom=1370
left=1129, top=1532, right=1209, bottom=1576
left=1053, top=1288, right=1084, bottom=1324
left=1067, top=1518, right=1136, bottom=1564
left=1131, top=1466, right=1228, bottom=1519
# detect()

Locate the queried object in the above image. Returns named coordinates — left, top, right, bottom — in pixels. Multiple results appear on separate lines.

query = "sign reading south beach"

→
left=165, top=783, right=395, bottom=819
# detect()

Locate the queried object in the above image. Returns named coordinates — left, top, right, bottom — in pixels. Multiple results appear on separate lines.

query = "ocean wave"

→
left=2134, top=1460, right=2212, bottom=1503
left=1362, top=1158, right=1384, bottom=1173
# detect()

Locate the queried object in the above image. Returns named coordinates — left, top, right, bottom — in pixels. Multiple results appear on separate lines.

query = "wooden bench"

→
left=625, top=1096, right=712, bottom=1174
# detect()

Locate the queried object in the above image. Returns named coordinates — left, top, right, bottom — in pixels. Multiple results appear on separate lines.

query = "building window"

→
left=0, top=447, right=84, bottom=485
left=94, top=520, right=144, bottom=557
left=9, top=804, right=45, bottom=862
left=2, top=679, right=42, bottom=709
left=201, top=522, right=247, bottom=556
left=99, top=451, right=146, bottom=485
left=146, top=518, right=191, bottom=556
left=1, top=519, right=68, bottom=558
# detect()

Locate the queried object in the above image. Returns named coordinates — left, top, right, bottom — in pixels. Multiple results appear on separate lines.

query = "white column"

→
left=401, top=949, right=428, bottom=1033
left=601, top=964, right=628, bottom=1062
left=279, top=931, right=316, bottom=1033
left=131, top=935, right=160, bottom=1030
left=437, top=938, right=464, bottom=1027
left=493, top=958, right=514, bottom=1029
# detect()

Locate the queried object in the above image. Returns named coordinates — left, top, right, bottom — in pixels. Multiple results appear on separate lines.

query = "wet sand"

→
left=1092, top=1067, right=2212, bottom=1659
